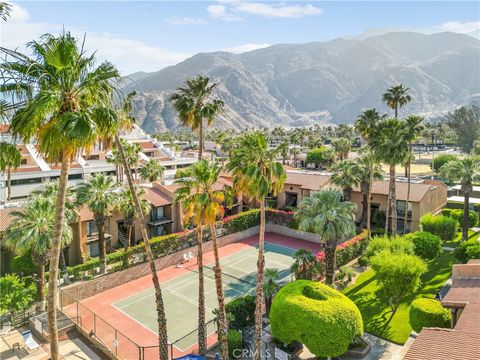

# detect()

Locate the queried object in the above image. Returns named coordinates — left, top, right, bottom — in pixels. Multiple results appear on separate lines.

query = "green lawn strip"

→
left=444, top=230, right=479, bottom=248
left=342, top=250, right=455, bottom=344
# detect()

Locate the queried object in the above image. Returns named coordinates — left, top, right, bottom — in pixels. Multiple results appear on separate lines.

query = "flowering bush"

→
left=314, top=231, right=369, bottom=269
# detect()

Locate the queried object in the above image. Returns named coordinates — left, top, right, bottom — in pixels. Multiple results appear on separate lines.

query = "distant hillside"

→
left=127, top=32, right=480, bottom=132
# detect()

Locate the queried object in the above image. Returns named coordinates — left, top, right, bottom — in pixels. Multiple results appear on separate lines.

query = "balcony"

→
left=147, top=216, right=173, bottom=226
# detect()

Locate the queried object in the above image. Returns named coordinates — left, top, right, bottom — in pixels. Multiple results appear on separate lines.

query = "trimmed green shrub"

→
left=227, top=329, right=243, bottom=358
left=364, top=235, right=414, bottom=259
left=10, top=254, right=38, bottom=276
left=450, top=209, right=479, bottom=229
left=409, top=298, right=451, bottom=333
left=441, top=208, right=453, bottom=217
left=226, top=295, right=256, bottom=330
left=407, top=231, right=442, bottom=260
left=371, top=251, right=427, bottom=312
left=357, top=256, right=369, bottom=267
left=433, top=154, right=458, bottom=172
left=269, top=280, right=363, bottom=358
left=420, top=213, right=458, bottom=241
left=454, top=238, right=480, bottom=263
left=222, top=209, right=260, bottom=233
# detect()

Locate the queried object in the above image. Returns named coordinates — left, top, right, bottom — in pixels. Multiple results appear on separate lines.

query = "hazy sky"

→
left=2, top=1, right=479, bottom=74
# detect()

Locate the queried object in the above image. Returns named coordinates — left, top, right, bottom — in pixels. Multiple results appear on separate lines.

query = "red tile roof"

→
left=142, top=187, right=173, bottom=207
left=0, top=206, right=20, bottom=232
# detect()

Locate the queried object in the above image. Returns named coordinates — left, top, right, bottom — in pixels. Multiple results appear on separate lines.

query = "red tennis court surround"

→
left=62, top=233, right=319, bottom=359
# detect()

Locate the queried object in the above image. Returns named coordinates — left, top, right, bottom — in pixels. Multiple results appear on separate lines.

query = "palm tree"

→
left=290, top=248, right=321, bottom=280
left=357, top=150, right=383, bottom=228
left=295, top=189, right=356, bottom=285
left=0, top=142, right=21, bottom=200
left=115, top=186, right=151, bottom=248
left=330, top=160, right=361, bottom=201
left=382, top=84, right=412, bottom=118
left=0, top=1, right=12, bottom=21
left=369, top=119, right=409, bottom=236
left=227, top=132, right=286, bottom=360
left=108, top=140, right=141, bottom=182
left=332, top=138, right=352, bottom=161
left=440, top=156, right=480, bottom=241
left=4, top=195, right=72, bottom=313
left=115, top=93, right=170, bottom=359
left=175, top=160, right=229, bottom=357
left=355, top=109, right=385, bottom=238
left=403, top=116, right=424, bottom=234
left=170, top=76, right=224, bottom=160
left=140, top=158, right=165, bottom=183
left=1, top=33, right=121, bottom=359
left=264, top=268, right=280, bottom=317
left=76, top=174, right=118, bottom=273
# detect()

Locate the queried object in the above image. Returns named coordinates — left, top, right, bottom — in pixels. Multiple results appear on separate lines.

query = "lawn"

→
left=443, top=230, right=479, bottom=248
left=342, top=250, right=455, bottom=344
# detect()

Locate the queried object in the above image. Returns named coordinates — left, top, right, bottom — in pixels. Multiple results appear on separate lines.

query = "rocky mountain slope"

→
left=128, top=32, right=480, bottom=132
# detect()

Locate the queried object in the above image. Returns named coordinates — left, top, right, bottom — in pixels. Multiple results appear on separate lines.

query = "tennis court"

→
left=112, top=242, right=295, bottom=351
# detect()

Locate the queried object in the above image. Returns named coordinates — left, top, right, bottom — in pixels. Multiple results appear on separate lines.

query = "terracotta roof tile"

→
left=142, top=187, right=173, bottom=207
left=0, top=207, right=20, bottom=232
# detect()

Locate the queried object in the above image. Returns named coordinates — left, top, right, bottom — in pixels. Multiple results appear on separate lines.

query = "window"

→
left=20, top=158, right=27, bottom=165
left=11, top=178, right=42, bottom=186
left=150, top=225, right=165, bottom=237
left=151, top=206, right=164, bottom=221
left=88, top=242, right=99, bottom=257
left=144, top=151, right=154, bottom=158
left=86, top=221, right=98, bottom=236
left=396, top=201, right=412, bottom=218
left=68, top=173, right=83, bottom=180
left=85, top=154, right=100, bottom=161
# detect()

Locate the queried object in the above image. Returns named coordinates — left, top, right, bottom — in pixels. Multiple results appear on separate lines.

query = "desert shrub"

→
left=433, top=154, right=458, bottom=172
left=364, top=235, right=414, bottom=259
left=409, top=298, right=451, bottom=332
left=450, top=209, right=479, bottom=229
left=420, top=213, right=458, bottom=241
left=269, top=280, right=363, bottom=358
left=407, top=231, right=442, bottom=260
left=371, top=251, right=427, bottom=312
left=227, top=329, right=243, bottom=358
left=226, top=295, right=256, bottom=330
left=454, top=238, right=480, bottom=263
left=10, top=254, right=37, bottom=276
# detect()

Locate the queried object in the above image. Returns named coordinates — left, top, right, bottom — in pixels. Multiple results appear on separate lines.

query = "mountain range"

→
left=128, top=31, right=480, bottom=132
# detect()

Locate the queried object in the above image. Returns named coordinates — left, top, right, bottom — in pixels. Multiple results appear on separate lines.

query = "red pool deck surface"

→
left=63, top=232, right=319, bottom=359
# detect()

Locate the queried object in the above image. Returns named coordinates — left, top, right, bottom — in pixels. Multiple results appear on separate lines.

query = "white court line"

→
left=169, top=288, right=214, bottom=313
left=114, top=289, right=155, bottom=310
left=265, top=241, right=298, bottom=253
left=111, top=303, right=159, bottom=337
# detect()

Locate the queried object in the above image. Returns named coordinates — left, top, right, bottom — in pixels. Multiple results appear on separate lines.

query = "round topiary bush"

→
left=227, top=329, right=243, bottom=359
left=407, top=231, right=442, bottom=260
left=269, top=280, right=363, bottom=358
left=409, top=298, right=451, bottom=333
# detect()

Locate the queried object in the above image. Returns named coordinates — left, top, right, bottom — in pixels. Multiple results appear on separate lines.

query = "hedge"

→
left=409, top=298, right=451, bottom=333
left=407, top=231, right=442, bottom=261
left=433, top=154, right=458, bottom=172
left=450, top=209, right=479, bottom=229
left=227, top=329, right=243, bottom=359
left=420, top=213, right=458, bottom=241
left=364, top=235, right=414, bottom=260
left=454, top=238, right=480, bottom=263
left=269, top=280, right=363, bottom=357
left=225, top=295, right=256, bottom=330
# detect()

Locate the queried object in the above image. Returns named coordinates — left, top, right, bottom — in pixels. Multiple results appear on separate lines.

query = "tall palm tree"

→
left=115, top=93, right=170, bottom=359
left=139, top=158, right=165, bottom=183
left=332, top=138, right=352, bottom=161
left=440, top=156, right=480, bottom=241
left=403, top=115, right=424, bottom=234
left=227, top=132, right=286, bottom=360
left=0, top=1, right=12, bottom=21
left=382, top=84, right=412, bottom=118
left=295, top=189, right=356, bottom=285
left=170, top=76, right=224, bottom=160
left=357, top=150, right=383, bottom=228
left=355, top=109, right=385, bottom=238
left=76, top=174, right=118, bottom=273
left=4, top=195, right=72, bottom=313
left=1, top=33, right=121, bottom=358
left=108, top=140, right=141, bottom=182
left=330, top=160, right=361, bottom=201
left=115, top=186, right=151, bottom=248
left=0, top=142, right=21, bottom=200
left=369, top=119, right=409, bottom=236
left=175, top=160, right=229, bottom=357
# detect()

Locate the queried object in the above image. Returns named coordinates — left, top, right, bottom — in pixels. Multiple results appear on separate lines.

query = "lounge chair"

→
left=22, top=330, right=40, bottom=350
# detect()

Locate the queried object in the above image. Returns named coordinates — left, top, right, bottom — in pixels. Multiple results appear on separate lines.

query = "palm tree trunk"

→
left=47, top=152, right=71, bottom=360
left=361, top=190, right=368, bottom=227
left=389, top=164, right=397, bottom=236
left=367, top=166, right=373, bottom=239
left=325, top=241, right=337, bottom=285
left=59, top=248, right=69, bottom=284
left=253, top=199, right=266, bottom=360
left=210, top=223, right=228, bottom=360
left=126, top=224, right=133, bottom=248
left=97, top=218, right=107, bottom=274
left=196, top=224, right=207, bottom=353
left=115, top=135, right=169, bottom=360
left=7, top=167, right=11, bottom=201
left=198, top=122, right=204, bottom=160
left=463, top=190, right=470, bottom=241
left=404, top=146, right=412, bottom=235
left=38, top=264, right=46, bottom=313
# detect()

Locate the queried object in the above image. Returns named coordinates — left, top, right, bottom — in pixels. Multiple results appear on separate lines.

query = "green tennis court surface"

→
left=112, top=242, right=295, bottom=351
